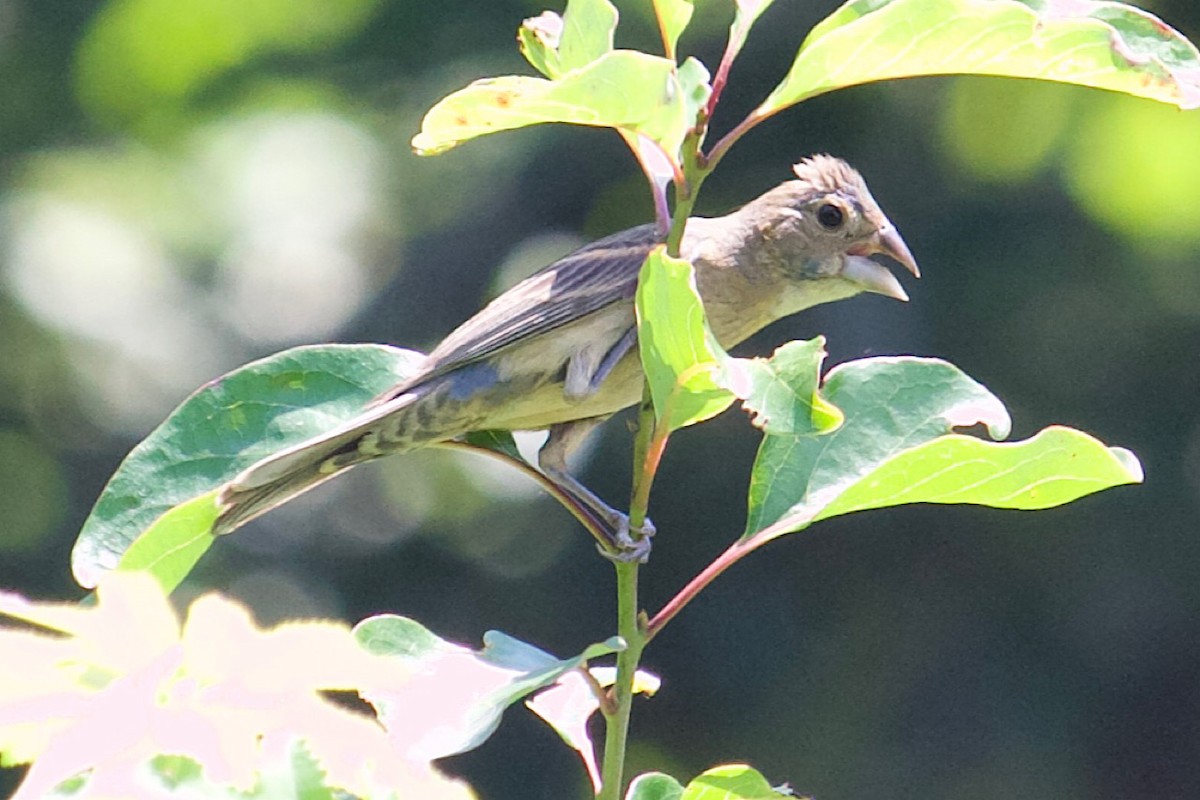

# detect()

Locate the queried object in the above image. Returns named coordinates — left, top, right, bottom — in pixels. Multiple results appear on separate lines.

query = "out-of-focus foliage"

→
left=0, top=572, right=474, bottom=799
left=76, top=0, right=385, bottom=134
left=1064, top=94, right=1200, bottom=251
left=2, top=1, right=1200, bottom=798
left=940, top=78, right=1076, bottom=183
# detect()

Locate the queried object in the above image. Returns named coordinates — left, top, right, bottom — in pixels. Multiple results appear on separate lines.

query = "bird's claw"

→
left=598, top=513, right=654, bottom=563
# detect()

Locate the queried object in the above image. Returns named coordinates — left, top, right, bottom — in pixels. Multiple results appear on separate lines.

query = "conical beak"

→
left=874, top=223, right=920, bottom=278
left=841, top=222, right=919, bottom=302
left=842, top=256, right=909, bottom=302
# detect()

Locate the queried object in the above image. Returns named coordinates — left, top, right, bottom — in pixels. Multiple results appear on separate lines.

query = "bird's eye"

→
left=817, top=203, right=845, bottom=230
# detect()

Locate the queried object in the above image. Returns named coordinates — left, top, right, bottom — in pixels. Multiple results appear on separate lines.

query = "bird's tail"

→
left=214, top=395, right=416, bottom=536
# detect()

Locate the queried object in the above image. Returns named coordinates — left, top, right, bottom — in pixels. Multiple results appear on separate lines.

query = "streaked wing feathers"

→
left=393, top=223, right=659, bottom=394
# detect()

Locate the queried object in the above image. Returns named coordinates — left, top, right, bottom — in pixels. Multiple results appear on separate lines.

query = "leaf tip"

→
left=1110, top=446, right=1145, bottom=483
left=410, top=133, right=452, bottom=157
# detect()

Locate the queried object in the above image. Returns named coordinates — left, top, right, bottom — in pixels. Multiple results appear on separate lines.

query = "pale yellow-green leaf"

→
left=762, top=0, right=1200, bottom=116
left=413, top=51, right=691, bottom=160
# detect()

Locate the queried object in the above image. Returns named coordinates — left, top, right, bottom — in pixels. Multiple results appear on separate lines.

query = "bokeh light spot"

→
left=1064, top=94, right=1200, bottom=251
left=75, top=0, right=383, bottom=130
left=940, top=77, right=1076, bottom=183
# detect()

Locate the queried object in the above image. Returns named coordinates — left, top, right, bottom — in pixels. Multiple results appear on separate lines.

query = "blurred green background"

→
left=3, top=1, right=1200, bottom=797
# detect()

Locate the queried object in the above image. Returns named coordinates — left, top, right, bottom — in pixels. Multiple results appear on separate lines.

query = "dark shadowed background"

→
left=2, top=1, right=1200, bottom=797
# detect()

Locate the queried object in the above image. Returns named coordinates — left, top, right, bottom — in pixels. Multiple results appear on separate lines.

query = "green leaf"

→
left=761, top=0, right=1200, bottom=117
left=678, top=56, right=713, bottom=125
left=745, top=357, right=1142, bottom=542
left=652, top=0, right=695, bottom=60
left=113, top=491, right=220, bottom=594
left=627, top=772, right=685, bottom=800
left=412, top=50, right=697, bottom=161
left=818, top=425, right=1144, bottom=521
left=72, top=344, right=424, bottom=589
left=559, top=0, right=618, bottom=73
left=734, top=0, right=776, bottom=32
left=680, top=764, right=786, bottom=799
left=636, top=251, right=842, bottom=437
left=518, top=0, right=618, bottom=79
left=635, top=247, right=736, bottom=431
left=726, top=339, right=843, bottom=436
left=355, top=614, right=624, bottom=760
left=728, top=0, right=778, bottom=60
left=461, top=429, right=527, bottom=463
left=518, top=11, right=564, bottom=78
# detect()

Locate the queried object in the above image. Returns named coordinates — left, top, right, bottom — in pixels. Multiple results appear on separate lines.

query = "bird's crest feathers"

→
left=791, top=154, right=868, bottom=196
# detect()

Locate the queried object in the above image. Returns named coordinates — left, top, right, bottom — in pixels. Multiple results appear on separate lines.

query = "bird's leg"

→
left=539, top=418, right=654, bottom=563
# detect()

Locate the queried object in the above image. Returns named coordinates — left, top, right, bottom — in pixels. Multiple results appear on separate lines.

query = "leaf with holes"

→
left=760, top=0, right=1200, bottom=118
left=412, top=51, right=703, bottom=162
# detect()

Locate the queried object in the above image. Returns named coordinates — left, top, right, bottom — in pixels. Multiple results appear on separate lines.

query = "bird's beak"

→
left=859, top=223, right=920, bottom=278
left=842, top=256, right=909, bottom=302
left=842, top=222, right=920, bottom=302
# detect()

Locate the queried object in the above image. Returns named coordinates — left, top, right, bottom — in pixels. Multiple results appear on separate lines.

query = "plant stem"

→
left=704, top=107, right=769, bottom=173
left=598, top=559, right=646, bottom=800
left=597, top=105, right=719, bottom=800
left=645, top=536, right=763, bottom=642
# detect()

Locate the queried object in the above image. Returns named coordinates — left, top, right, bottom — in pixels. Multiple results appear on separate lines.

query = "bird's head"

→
left=742, top=154, right=919, bottom=305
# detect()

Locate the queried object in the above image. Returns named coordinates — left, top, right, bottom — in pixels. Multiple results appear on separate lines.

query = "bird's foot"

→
left=597, top=514, right=655, bottom=563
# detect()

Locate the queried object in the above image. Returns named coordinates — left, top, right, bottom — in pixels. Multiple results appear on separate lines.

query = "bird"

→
left=215, top=155, right=919, bottom=559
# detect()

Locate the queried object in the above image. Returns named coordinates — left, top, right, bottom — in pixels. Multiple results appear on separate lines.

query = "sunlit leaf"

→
left=637, top=251, right=842, bottom=438
left=816, top=425, right=1143, bottom=521
left=745, top=357, right=1142, bottom=542
left=761, top=0, right=1200, bottom=118
left=519, top=0, right=618, bottom=79
left=355, top=614, right=624, bottom=761
left=559, top=0, right=618, bottom=73
left=725, top=339, right=842, bottom=436
left=636, top=247, right=736, bottom=431
left=678, top=56, right=713, bottom=126
left=727, top=0, right=778, bottom=62
left=653, top=0, right=695, bottom=60
left=112, top=491, right=220, bottom=594
left=518, top=11, right=565, bottom=77
left=139, top=744, right=340, bottom=800
left=528, top=666, right=660, bottom=794
left=72, top=344, right=424, bottom=588
left=680, top=764, right=785, bottom=799
left=627, top=772, right=685, bottom=800
left=1, top=574, right=447, bottom=800
left=412, top=51, right=696, bottom=162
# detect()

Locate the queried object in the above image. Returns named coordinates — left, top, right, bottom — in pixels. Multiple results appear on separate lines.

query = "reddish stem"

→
left=705, top=36, right=739, bottom=120
left=646, top=535, right=765, bottom=641
left=704, top=106, right=769, bottom=173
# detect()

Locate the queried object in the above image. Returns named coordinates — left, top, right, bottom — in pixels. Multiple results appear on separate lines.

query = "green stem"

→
left=598, top=560, right=646, bottom=800
left=666, top=134, right=710, bottom=257
left=597, top=115, right=718, bottom=800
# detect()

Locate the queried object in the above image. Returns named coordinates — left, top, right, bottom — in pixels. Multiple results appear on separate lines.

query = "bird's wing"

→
left=382, top=223, right=660, bottom=399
